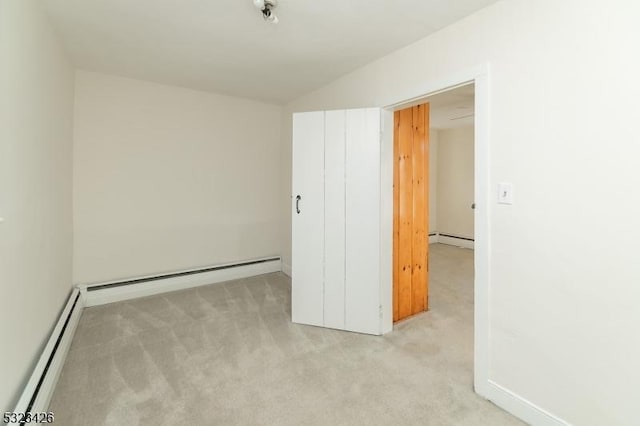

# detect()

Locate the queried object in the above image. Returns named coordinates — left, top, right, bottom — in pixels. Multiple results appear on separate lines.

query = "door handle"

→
left=471, top=203, right=476, bottom=209
left=296, top=195, right=302, bottom=214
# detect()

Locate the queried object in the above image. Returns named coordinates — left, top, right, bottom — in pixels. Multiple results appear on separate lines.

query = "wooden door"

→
left=291, top=111, right=325, bottom=327
left=292, top=108, right=383, bottom=335
left=323, top=110, right=347, bottom=330
left=344, top=108, right=381, bottom=334
left=393, top=103, right=429, bottom=322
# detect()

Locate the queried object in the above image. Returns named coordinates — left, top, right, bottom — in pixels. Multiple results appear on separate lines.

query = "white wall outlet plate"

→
left=498, top=182, right=514, bottom=205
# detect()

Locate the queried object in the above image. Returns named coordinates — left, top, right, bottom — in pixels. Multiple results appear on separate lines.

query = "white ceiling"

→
left=428, top=84, right=475, bottom=130
left=43, top=0, right=499, bottom=104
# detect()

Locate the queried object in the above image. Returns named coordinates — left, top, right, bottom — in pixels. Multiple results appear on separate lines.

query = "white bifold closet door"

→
left=292, top=108, right=383, bottom=335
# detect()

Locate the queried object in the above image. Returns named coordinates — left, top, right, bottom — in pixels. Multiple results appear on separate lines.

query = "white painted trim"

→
left=81, top=259, right=281, bottom=307
left=379, top=108, right=394, bottom=335
left=384, top=64, right=488, bottom=110
left=428, top=233, right=439, bottom=244
left=487, top=381, right=570, bottom=426
left=437, top=234, right=475, bottom=250
left=14, top=288, right=85, bottom=413
left=281, top=262, right=292, bottom=277
left=473, top=65, right=491, bottom=398
left=383, top=64, right=492, bottom=400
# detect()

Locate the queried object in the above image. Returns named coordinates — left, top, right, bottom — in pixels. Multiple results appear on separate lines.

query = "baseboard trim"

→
left=487, top=380, right=570, bottom=426
left=437, top=233, right=474, bottom=249
left=14, top=288, right=85, bottom=414
left=80, top=257, right=282, bottom=307
left=281, top=262, right=292, bottom=277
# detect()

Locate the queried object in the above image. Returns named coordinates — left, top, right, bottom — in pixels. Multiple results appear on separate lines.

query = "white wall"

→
left=0, top=0, right=74, bottom=412
left=436, top=126, right=474, bottom=239
left=280, top=0, right=640, bottom=424
left=73, top=71, right=282, bottom=284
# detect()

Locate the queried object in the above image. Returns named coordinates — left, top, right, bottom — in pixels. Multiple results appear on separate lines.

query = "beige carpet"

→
left=49, top=244, right=522, bottom=425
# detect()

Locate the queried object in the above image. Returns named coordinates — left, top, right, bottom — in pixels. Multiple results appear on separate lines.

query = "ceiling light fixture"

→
left=253, top=0, right=279, bottom=24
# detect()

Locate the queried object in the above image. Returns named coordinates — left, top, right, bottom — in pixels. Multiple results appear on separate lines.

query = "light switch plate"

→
left=498, top=183, right=514, bottom=204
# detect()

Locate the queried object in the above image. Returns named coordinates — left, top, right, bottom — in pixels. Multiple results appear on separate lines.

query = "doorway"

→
left=392, top=86, right=475, bottom=324
left=387, top=78, right=485, bottom=392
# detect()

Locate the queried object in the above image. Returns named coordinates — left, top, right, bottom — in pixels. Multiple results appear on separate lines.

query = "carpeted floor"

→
left=49, top=244, right=522, bottom=425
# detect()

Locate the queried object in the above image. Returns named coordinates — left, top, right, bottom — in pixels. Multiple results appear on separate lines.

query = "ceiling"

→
left=43, top=0, right=499, bottom=104
left=428, top=84, right=475, bottom=130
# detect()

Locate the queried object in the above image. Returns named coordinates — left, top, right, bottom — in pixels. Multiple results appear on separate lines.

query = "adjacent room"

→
left=427, top=85, right=477, bottom=352
left=2, top=1, right=639, bottom=425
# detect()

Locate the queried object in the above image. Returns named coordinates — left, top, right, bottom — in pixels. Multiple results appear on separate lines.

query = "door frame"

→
left=378, top=64, right=490, bottom=397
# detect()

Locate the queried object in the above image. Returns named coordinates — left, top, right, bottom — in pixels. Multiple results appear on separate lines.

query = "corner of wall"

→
left=0, top=0, right=75, bottom=411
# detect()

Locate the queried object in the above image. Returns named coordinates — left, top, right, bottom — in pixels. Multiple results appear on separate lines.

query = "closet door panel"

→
left=292, top=111, right=325, bottom=327
left=396, top=107, right=414, bottom=320
left=345, top=108, right=381, bottom=335
left=324, top=110, right=347, bottom=330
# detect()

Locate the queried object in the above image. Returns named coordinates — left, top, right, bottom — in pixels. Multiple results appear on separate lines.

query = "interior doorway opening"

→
left=392, top=84, right=475, bottom=324
left=391, top=82, right=477, bottom=382
left=382, top=67, right=489, bottom=396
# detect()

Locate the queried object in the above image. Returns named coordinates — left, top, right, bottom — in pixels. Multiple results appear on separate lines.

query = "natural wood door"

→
left=393, top=103, right=429, bottom=322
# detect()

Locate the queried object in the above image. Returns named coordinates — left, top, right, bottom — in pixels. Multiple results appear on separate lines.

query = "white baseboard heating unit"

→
left=13, top=288, right=84, bottom=421
left=80, top=256, right=282, bottom=307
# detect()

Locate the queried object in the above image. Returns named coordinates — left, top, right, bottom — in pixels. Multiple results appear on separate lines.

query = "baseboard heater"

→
left=13, top=288, right=84, bottom=422
left=438, top=233, right=474, bottom=242
left=429, top=232, right=475, bottom=249
left=80, top=256, right=283, bottom=307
